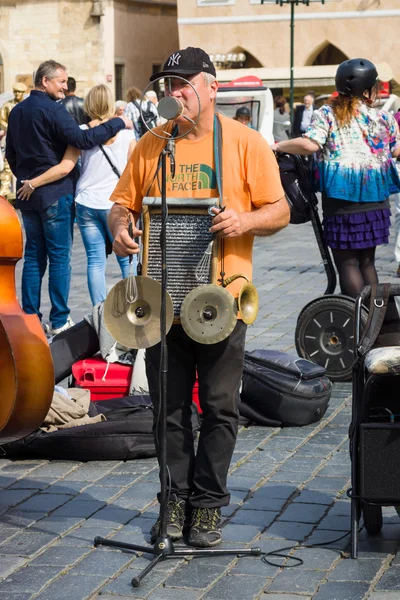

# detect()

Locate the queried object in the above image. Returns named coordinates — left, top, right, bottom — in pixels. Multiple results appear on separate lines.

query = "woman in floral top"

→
left=272, top=58, right=400, bottom=298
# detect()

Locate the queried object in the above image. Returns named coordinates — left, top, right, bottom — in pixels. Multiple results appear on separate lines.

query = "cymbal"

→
left=180, top=284, right=237, bottom=344
left=103, top=276, right=173, bottom=349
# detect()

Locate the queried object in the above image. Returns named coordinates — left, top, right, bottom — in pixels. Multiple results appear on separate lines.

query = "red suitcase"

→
left=192, top=381, right=201, bottom=414
left=72, top=356, right=202, bottom=411
left=72, top=357, right=133, bottom=401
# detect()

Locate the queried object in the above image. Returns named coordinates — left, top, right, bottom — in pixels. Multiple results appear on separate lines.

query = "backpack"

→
left=132, top=100, right=157, bottom=138
left=275, top=152, right=318, bottom=224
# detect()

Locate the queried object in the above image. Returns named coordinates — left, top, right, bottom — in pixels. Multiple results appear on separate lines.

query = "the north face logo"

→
left=167, top=53, right=181, bottom=67
left=203, top=62, right=209, bottom=68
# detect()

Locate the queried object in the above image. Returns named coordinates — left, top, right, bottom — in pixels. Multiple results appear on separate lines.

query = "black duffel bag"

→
left=240, top=349, right=332, bottom=427
left=1, top=396, right=156, bottom=461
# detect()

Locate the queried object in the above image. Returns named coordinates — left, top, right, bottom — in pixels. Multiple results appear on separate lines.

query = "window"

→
left=115, top=64, right=125, bottom=101
left=198, top=0, right=235, bottom=6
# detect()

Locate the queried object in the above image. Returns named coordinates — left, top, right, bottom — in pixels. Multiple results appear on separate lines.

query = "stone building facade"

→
left=177, top=0, right=400, bottom=97
left=0, top=0, right=178, bottom=99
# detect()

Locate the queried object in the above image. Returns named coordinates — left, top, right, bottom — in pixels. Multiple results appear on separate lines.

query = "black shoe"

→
left=188, top=507, right=222, bottom=547
left=150, top=494, right=187, bottom=543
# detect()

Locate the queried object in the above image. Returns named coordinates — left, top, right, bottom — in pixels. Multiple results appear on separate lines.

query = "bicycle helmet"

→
left=235, top=106, right=251, bottom=118
left=335, top=58, right=378, bottom=97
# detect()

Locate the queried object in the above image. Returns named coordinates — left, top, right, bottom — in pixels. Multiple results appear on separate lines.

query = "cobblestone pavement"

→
left=1, top=203, right=400, bottom=599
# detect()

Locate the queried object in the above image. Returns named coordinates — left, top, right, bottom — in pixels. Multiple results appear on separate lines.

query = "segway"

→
left=295, top=198, right=369, bottom=381
left=272, top=149, right=368, bottom=382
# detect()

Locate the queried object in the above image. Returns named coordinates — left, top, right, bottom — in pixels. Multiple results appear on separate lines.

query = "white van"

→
left=216, top=75, right=274, bottom=145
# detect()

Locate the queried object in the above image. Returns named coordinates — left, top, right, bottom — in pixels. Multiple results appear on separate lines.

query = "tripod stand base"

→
left=94, top=535, right=262, bottom=588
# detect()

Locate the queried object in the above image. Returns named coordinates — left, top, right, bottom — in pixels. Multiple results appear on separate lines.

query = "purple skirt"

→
left=323, top=208, right=391, bottom=250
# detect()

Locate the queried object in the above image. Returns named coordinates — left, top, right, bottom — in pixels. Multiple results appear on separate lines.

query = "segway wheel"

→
left=295, top=295, right=368, bottom=382
left=363, top=502, right=383, bottom=535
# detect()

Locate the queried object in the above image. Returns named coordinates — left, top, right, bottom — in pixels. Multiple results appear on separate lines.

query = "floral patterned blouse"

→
left=304, top=102, right=400, bottom=203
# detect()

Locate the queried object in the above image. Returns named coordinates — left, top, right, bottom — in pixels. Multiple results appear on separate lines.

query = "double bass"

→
left=0, top=196, right=54, bottom=444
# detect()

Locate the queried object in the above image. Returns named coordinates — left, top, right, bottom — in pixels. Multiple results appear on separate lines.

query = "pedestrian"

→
left=6, top=59, right=132, bottom=334
left=293, top=93, right=315, bottom=137
left=145, top=91, right=163, bottom=126
left=233, top=105, right=254, bottom=128
left=114, top=100, right=127, bottom=117
left=17, top=84, right=136, bottom=307
left=0, top=81, right=27, bottom=198
left=272, top=58, right=400, bottom=298
left=273, top=95, right=291, bottom=142
left=125, top=86, right=158, bottom=140
left=145, top=90, right=159, bottom=106
left=108, top=46, right=289, bottom=547
left=60, top=76, right=88, bottom=125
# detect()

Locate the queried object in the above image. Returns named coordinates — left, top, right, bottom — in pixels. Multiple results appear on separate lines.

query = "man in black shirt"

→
left=60, top=77, right=88, bottom=125
left=6, top=60, right=132, bottom=335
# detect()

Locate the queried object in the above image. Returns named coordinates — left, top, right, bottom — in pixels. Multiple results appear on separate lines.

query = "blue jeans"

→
left=75, top=204, right=132, bottom=306
left=21, top=194, right=75, bottom=329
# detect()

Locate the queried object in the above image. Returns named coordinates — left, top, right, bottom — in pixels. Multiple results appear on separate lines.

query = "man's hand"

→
left=113, top=222, right=142, bottom=257
left=209, top=206, right=246, bottom=238
left=17, top=180, right=35, bottom=201
left=117, top=115, right=133, bottom=130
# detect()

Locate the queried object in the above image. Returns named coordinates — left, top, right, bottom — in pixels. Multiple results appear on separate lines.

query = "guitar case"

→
left=240, top=349, right=332, bottom=427
left=1, top=396, right=156, bottom=461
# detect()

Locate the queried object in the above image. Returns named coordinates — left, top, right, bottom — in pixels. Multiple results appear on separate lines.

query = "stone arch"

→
left=229, top=46, right=263, bottom=69
left=305, top=41, right=349, bottom=67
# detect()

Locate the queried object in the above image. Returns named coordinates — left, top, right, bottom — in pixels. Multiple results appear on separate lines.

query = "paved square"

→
left=1, top=202, right=399, bottom=599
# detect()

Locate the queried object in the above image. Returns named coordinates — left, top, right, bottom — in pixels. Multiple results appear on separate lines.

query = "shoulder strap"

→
left=87, top=122, right=121, bottom=179
left=357, top=283, right=390, bottom=355
left=99, top=145, right=121, bottom=178
left=214, top=114, right=226, bottom=284
left=214, top=114, right=223, bottom=206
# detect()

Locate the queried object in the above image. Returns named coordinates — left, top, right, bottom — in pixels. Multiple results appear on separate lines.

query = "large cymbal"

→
left=180, top=284, right=237, bottom=344
left=104, top=276, right=173, bottom=349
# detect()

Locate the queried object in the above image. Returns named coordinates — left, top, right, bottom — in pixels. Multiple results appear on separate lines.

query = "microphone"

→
left=157, top=96, right=184, bottom=120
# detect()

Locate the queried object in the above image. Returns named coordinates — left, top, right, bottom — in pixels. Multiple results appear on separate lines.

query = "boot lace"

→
left=191, top=507, right=220, bottom=530
left=167, top=498, right=184, bottom=521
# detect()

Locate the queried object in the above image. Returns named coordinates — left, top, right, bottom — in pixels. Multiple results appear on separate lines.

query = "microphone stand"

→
left=94, top=119, right=261, bottom=591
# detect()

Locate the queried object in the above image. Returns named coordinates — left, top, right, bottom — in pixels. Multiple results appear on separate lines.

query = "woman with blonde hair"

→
left=272, top=59, right=400, bottom=298
left=18, top=84, right=136, bottom=306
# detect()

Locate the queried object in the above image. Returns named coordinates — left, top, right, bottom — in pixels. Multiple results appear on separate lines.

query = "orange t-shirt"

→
left=111, top=113, right=284, bottom=298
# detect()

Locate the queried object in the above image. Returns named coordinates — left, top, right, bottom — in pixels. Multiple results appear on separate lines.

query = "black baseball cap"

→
left=149, top=47, right=216, bottom=82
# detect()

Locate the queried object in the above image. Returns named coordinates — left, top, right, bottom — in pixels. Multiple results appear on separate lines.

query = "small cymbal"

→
left=104, top=276, right=173, bottom=349
left=180, top=284, right=237, bottom=344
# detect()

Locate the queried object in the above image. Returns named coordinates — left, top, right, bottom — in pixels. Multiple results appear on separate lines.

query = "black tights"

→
left=331, top=247, right=378, bottom=299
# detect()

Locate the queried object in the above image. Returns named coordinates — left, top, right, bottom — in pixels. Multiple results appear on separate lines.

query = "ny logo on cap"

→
left=168, top=53, right=181, bottom=67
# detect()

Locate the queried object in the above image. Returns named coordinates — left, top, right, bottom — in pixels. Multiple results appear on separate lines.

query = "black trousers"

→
left=145, top=320, right=247, bottom=508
